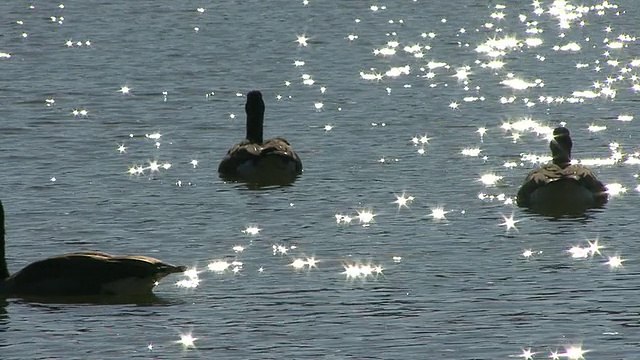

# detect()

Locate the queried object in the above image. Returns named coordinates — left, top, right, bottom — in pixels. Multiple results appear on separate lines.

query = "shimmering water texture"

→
left=3, top=0, right=640, bottom=358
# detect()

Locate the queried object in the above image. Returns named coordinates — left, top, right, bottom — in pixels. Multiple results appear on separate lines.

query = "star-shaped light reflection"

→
left=605, top=255, right=625, bottom=269
left=356, top=209, right=376, bottom=226
left=429, top=206, right=449, bottom=220
left=561, top=345, right=589, bottom=359
left=148, top=160, right=160, bottom=172
left=393, top=192, right=415, bottom=209
left=518, top=348, right=536, bottom=359
left=289, top=257, right=318, bottom=270
left=272, top=244, right=292, bottom=255
left=177, top=333, right=197, bottom=348
left=587, top=239, right=604, bottom=256
left=499, top=213, right=519, bottom=232
left=342, top=263, right=383, bottom=279
left=296, top=34, right=309, bottom=46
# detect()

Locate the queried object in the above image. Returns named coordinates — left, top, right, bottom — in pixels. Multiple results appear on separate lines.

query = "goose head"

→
left=245, top=90, right=265, bottom=144
left=550, top=126, right=572, bottom=167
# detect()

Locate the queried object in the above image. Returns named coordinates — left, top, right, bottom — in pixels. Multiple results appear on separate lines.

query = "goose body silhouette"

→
left=0, top=201, right=186, bottom=298
left=218, top=90, right=302, bottom=185
left=516, top=127, right=608, bottom=215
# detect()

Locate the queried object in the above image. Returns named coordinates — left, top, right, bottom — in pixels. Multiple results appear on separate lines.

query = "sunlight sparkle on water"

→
left=296, top=34, right=309, bottom=47
left=176, top=276, right=200, bottom=289
left=183, top=267, right=199, bottom=279
left=342, top=262, right=383, bottom=280
left=605, top=183, right=626, bottom=196
left=242, top=225, right=261, bottom=235
left=561, top=345, right=589, bottom=359
left=411, top=133, right=432, bottom=146
left=207, top=260, right=231, bottom=273
left=479, top=173, right=503, bottom=186
left=290, top=258, right=306, bottom=269
left=617, top=114, right=633, bottom=121
left=605, top=256, right=625, bottom=269
left=428, top=206, right=448, bottom=220
left=461, top=148, right=482, bottom=157
left=501, top=77, right=540, bottom=90
left=290, top=257, right=318, bottom=270
left=587, top=239, right=604, bottom=256
left=568, top=246, right=590, bottom=259
left=499, top=213, right=519, bottom=232
left=146, top=132, right=162, bottom=140
left=587, top=124, right=606, bottom=132
left=477, top=127, right=487, bottom=140
left=356, top=209, right=376, bottom=226
left=335, top=214, right=353, bottom=225
left=273, top=244, right=293, bottom=255
left=393, top=192, right=414, bottom=209
left=177, top=333, right=197, bottom=348
left=517, top=348, right=536, bottom=359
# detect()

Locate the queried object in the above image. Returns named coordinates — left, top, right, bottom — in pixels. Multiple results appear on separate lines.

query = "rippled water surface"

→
left=2, top=1, right=640, bottom=359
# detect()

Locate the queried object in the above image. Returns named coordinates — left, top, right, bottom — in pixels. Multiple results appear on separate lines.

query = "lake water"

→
left=1, top=0, right=640, bottom=359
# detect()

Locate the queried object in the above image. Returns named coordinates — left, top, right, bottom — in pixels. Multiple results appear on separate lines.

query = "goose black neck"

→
left=550, top=127, right=572, bottom=167
left=245, top=91, right=265, bottom=144
left=0, top=201, right=9, bottom=281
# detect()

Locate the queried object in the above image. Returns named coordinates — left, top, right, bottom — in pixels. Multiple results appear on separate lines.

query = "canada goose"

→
left=516, top=126, right=608, bottom=215
left=218, top=90, right=303, bottom=185
left=0, top=201, right=186, bottom=298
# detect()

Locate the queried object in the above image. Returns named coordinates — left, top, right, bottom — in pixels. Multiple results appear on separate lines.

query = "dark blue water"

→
left=1, top=1, right=639, bottom=358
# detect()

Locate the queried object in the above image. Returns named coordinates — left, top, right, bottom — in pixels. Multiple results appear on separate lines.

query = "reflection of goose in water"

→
left=218, top=90, right=303, bottom=186
left=0, top=201, right=186, bottom=298
left=516, top=126, right=608, bottom=216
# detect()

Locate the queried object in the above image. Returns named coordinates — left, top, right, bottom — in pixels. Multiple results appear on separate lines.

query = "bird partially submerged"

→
left=218, top=90, right=303, bottom=186
left=516, top=126, right=608, bottom=216
left=0, top=201, right=186, bottom=299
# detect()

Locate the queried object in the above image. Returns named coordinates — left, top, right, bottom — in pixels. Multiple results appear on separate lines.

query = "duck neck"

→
left=0, top=202, right=9, bottom=281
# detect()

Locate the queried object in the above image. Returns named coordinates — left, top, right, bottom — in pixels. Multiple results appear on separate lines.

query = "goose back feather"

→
left=0, top=201, right=186, bottom=298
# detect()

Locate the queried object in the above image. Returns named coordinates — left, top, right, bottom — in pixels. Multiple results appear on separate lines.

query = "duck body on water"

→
left=0, top=201, right=186, bottom=299
left=516, top=126, right=608, bottom=216
left=218, top=90, right=303, bottom=186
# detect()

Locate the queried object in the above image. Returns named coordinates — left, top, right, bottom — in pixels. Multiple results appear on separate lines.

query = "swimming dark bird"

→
left=0, top=201, right=186, bottom=298
left=516, top=126, right=608, bottom=216
left=218, top=90, right=303, bottom=186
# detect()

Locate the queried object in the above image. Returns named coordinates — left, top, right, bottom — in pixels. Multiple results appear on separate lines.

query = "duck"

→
left=0, top=200, right=186, bottom=298
left=218, top=90, right=303, bottom=186
left=516, top=126, right=608, bottom=216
